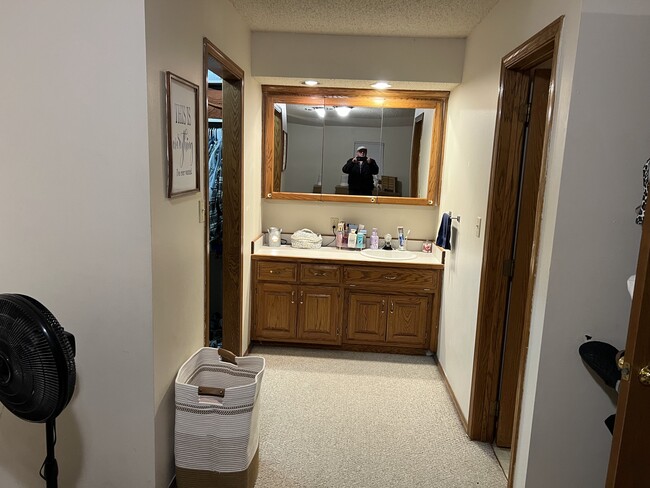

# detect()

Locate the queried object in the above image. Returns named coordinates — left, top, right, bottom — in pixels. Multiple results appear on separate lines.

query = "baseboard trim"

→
left=249, top=340, right=427, bottom=356
left=435, top=359, right=469, bottom=432
left=169, top=475, right=176, bottom=488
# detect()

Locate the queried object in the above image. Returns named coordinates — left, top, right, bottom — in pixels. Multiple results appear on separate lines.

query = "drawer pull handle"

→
left=313, top=271, right=326, bottom=276
left=269, top=270, right=274, bottom=274
left=390, top=301, right=394, bottom=313
left=300, top=290, right=304, bottom=304
left=383, top=275, right=398, bottom=280
left=291, top=291, right=295, bottom=304
left=381, top=299, right=385, bottom=314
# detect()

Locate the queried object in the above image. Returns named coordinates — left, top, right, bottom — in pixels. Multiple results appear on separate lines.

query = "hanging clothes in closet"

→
left=208, top=126, right=223, bottom=254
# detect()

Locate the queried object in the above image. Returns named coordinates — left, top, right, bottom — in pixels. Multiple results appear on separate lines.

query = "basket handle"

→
left=218, top=348, right=238, bottom=365
left=198, top=386, right=225, bottom=397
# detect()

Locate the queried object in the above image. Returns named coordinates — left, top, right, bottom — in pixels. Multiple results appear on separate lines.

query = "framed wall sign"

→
left=166, top=71, right=200, bottom=197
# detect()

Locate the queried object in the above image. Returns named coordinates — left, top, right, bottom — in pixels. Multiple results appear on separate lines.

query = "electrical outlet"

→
left=330, top=217, right=340, bottom=228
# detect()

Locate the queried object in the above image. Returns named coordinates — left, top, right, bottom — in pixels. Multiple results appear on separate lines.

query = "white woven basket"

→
left=291, top=228, right=322, bottom=249
left=175, top=348, right=265, bottom=476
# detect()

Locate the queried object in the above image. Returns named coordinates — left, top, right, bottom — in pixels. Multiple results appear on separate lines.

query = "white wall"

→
left=144, top=0, right=261, bottom=486
left=439, top=0, right=650, bottom=486
left=437, top=0, right=582, bottom=427
left=263, top=201, right=439, bottom=244
left=0, top=1, right=155, bottom=486
left=252, top=32, right=465, bottom=84
left=522, top=9, right=650, bottom=487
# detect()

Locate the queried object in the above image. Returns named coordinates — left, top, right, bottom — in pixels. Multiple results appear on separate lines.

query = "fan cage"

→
left=0, top=294, right=75, bottom=422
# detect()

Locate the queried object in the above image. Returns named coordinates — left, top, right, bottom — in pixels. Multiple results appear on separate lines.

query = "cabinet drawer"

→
left=300, top=264, right=341, bottom=284
left=257, top=261, right=298, bottom=282
left=344, top=266, right=436, bottom=290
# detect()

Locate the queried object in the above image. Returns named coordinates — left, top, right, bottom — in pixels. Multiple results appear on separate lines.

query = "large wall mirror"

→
left=262, top=86, right=449, bottom=205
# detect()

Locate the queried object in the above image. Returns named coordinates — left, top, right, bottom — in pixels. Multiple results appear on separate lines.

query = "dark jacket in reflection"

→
left=342, top=158, right=379, bottom=195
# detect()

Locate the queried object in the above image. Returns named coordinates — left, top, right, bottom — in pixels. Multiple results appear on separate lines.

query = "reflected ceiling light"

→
left=334, top=106, right=352, bottom=117
left=371, top=81, right=392, bottom=89
left=314, top=107, right=326, bottom=118
left=303, top=80, right=319, bottom=86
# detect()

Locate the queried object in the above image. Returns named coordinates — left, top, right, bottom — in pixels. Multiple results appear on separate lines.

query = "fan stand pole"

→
left=43, top=419, right=58, bottom=488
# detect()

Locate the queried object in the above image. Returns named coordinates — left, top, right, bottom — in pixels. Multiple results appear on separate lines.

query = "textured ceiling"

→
left=228, top=0, right=499, bottom=38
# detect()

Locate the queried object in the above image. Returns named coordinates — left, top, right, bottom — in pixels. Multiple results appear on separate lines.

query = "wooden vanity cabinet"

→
left=252, top=256, right=442, bottom=353
left=344, top=265, right=436, bottom=348
left=253, top=261, right=342, bottom=345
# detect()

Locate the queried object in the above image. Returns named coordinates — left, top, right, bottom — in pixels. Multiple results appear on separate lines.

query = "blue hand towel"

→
left=435, top=213, right=452, bottom=250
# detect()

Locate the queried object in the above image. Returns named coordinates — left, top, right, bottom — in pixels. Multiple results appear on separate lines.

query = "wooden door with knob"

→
left=607, top=193, right=650, bottom=486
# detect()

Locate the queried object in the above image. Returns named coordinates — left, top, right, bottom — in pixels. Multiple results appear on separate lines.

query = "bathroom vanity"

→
left=251, top=246, right=443, bottom=354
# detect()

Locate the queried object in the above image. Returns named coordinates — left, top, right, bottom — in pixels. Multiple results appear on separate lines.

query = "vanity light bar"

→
left=306, top=106, right=352, bottom=117
left=302, top=80, right=319, bottom=86
left=371, top=81, right=392, bottom=89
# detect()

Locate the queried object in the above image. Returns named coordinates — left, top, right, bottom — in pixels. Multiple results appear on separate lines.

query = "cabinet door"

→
left=386, top=295, right=429, bottom=346
left=297, top=286, right=341, bottom=344
left=254, top=283, right=297, bottom=340
left=346, top=293, right=386, bottom=343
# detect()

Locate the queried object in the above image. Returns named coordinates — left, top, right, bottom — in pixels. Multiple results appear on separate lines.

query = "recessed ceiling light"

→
left=303, top=80, right=319, bottom=86
left=371, top=81, right=392, bottom=89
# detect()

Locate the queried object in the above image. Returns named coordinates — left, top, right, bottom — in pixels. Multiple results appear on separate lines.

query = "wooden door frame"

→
left=202, top=38, right=245, bottom=355
left=410, top=113, right=424, bottom=197
left=467, top=16, right=563, bottom=479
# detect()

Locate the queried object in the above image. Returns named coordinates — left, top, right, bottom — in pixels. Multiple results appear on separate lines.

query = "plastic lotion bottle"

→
left=357, top=230, right=366, bottom=249
left=370, top=228, right=379, bottom=250
left=336, top=222, right=344, bottom=249
left=348, top=229, right=357, bottom=248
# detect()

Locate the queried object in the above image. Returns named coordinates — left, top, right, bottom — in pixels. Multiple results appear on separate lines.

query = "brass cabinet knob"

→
left=639, top=366, right=650, bottom=386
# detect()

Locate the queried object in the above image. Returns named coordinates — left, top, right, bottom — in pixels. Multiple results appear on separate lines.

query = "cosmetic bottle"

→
left=357, top=229, right=366, bottom=249
left=348, top=229, right=357, bottom=248
left=370, top=228, right=379, bottom=250
left=336, top=223, right=344, bottom=249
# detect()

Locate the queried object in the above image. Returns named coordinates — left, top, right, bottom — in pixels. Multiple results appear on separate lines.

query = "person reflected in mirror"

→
left=342, top=146, right=379, bottom=196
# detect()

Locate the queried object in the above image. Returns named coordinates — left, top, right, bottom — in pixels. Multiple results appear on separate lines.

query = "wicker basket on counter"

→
left=290, top=229, right=322, bottom=249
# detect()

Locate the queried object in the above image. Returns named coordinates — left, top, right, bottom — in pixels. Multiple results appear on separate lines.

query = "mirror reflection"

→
left=275, top=100, right=324, bottom=193
left=277, top=104, right=435, bottom=197
left=263, top=86, right=449, bottom=205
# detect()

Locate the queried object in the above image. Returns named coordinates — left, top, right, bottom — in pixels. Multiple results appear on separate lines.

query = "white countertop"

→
left=253, top=243, right=443, bottom=267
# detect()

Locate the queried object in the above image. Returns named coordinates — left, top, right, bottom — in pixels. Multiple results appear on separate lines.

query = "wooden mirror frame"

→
left=262, top=85, right=449, bottom=206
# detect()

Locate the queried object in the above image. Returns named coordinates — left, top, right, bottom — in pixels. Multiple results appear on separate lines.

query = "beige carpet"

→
left=252, top=346, right=506, bottom=488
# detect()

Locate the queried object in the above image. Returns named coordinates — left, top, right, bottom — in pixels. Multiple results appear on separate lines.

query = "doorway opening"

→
left=203, top=38, right=244, bottom=354
left=467, top=17, right=563, bottom=484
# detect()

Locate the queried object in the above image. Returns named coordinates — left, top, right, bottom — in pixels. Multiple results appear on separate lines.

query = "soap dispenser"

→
left=370, top=228, right=379, bottom=250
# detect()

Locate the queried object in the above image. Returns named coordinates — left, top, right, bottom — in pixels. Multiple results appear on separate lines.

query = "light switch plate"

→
left=199, top=200, right=205, bottom=223
left=475, top=217, right=482, bottom=237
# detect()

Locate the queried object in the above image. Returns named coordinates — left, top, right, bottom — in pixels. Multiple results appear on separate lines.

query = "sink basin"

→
left=360, top=249, right=418, bottom=261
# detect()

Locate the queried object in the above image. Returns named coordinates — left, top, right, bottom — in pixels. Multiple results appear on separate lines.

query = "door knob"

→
left=639, top=366, right=650, bottom=386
